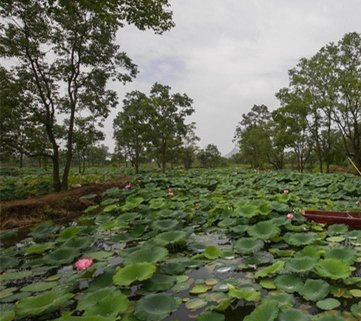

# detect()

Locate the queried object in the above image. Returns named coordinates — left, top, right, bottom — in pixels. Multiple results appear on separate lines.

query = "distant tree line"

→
left=234, top=32, right=361, bottom=172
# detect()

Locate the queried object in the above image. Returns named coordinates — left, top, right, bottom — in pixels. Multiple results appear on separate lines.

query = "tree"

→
left=234, top=105, right=272, bottom=169
left=147, top=83, right=195, bottom=172
left=198, top=144, right=221, bottom=168
left=178, top=123, right=200, bottom=170
left=113, top=91, right=151, bottom=173
left=0, top=0, right=174, bottom=190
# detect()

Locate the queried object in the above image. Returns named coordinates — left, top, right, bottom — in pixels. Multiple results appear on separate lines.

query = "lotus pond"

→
left=0, top=169, right=361, bottom=321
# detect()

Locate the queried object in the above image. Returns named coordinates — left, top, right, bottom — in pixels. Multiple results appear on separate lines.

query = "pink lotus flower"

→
left=167, top=187, right=174, bottom=197
left=287, top=213, right=294, bottom=220
left=74, top=258, right=93, bottom=271
left=283, top=189, right=289, bottom=195
left=124, top=184, right=132, bottom=190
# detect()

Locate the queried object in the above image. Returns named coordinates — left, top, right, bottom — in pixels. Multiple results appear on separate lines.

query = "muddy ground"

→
left=0, top=177, right=128, bottom=230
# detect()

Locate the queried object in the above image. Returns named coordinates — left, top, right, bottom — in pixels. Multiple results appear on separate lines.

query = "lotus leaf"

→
left=113, top=262, right=156, bottom=286
left=30, top=222, right=58, bottom=240
left=15, top=289, right=73, bottom=317
left=0, top=256, right=18, bottom=268
left=143, top=274, right=176, bottom=292
left=190, top=284, right=211, bottom=294
left=44, top=247, right=80, bottom=265
left=227, top=284, right=260, bottom=302
left=277, top=308, right=310, bottom=321
left=121, top=196, right=144, bottom=211
left=196, top=311, right=225, bottom=321
left=248, top=221, right=280, bottom=240
left=26, top=242, right=55, bottom=255
left=351, top=302, right=361, bottom=319
left=134, top=293, right=180, bottom=321
left=53, top=315, right=109, bottom=321
left=315, top=259, right=351, bottom=280
left=285, top=257, right=317, bottom=273
left=324, top=247, right=357, bottom=264
left=153, top=231, right=188, bottom=246
left=149, top=197, right=167, bottom=210
left=0, top=271, right=32, bottom=282
left=124, top=246, right=168, bottom=265
left=204, top=246, right=221, bottom=259
left=77, top=287, right=129, bottom=317
left=234, top=237, right=264, bottom=254
left=243, top=299, right=279, bottom=321
left=0, top=229, right=17, bottom=240
left=185, top=298, right=208, bottom=310
left=56, top=226, right=80, bottom=241
left=284, top=232, right=318, bottom=246
left=316, top=298, right=341, bottom=310
left=350, top=289, right=361, bottom=297
left=255, top=261, right=285, bottom=278
left=102, top=204, right=119, bottom=213
left=84, top=251, right=114, bottom=260
left=21, top=281, right=57, bottom=292
left=234, top=202, right=259, bottom=218
left=63, top=237, right=91, bottom=249
left=151, top=219, right=178, bottom=231
left=274, top=275, right=303, bottom=293
left=259, top=279, right=276, bottom=289
left=311, top=315, right=345, bottom=321
left=0, top=310, right=15, bottom=321
left=298, top=279, right=330, bottom=302
left=266, top=293, right=295, bottom=308
left=0, top=287, right=17, bottom=299
left=294, top=245, right=322, bottom=259
left=327, top=224, right=348, bottom=236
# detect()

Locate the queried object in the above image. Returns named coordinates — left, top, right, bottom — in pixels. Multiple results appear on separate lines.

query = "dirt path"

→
left=0, top=177, right=128, bottom=230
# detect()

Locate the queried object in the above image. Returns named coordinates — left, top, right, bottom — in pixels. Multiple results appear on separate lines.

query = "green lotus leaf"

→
left=316, top=298, right=341, bottom=310
left=121, top=196, right=144, bottom=211
left=26, top=242, right=55, bottom=255
left=227, top=283, right=261, bottom=302
left=196, top=311, right=225, bottom=321
left=234, top=202, right=259, bottom=218
left=294, top=245, right=322, bottom=259
left=0, top=287, right=17, bottom=299
left=134, top=293, right=180, bottom=321
left=102, top=204, right=119, bottom=213
left=204, top=246, right=221, bottom=259
left=274, top=275, right=303, bottom=293
left=149, top=197, right=167, bottom=210
left=63, top=237, right=91, bottom=249
left=324, top=247, right=357, bottom=264
left=113, top=262, right=156, bottom=286
left=248, top=221, right=280, bottom=240
left=15, top=289, right=73, bottom=317
left=284, top=232, right=318, bottom=246
left=0, top=255, right=18, bottom=268
left=56, top=226, right=80, bottom=242
left=350, top=289, right=361, bottom=297
left=153, top=231, right=188, bottom=246
left=243, top=299, right=279, bottom=321
left=351, top=302, right=361, bottom=319
left=77, top=287, right=129, bottom=317
left=53, top=315, right=109, bottom=321
left=185, top=298, right=208, bottom=310
left=190, top=284, right=212, bottom=294
left=311, top=315, right=345, bottom=321
left=124, top=246, right=168, bottom=265
left=327, top=224, right=348, bottom=236
left=259, top=279, right=276, bottom=289
left=255, top=261, right=285, bottom=278
left=0, top=228, right=17, bottom=240
left=83, top=251, right=114, bottom=260
left=315, top=258, right=351, bottom=280
left=0, top=270, right=32, bottom=282
left=143, top=274, right=176, bottom=292
left=234, top=237, right=264, bottom=254
left=0, top=310, right=15, bottom=321
left=21, top=281, right=58, bottom=292
left=257, top=201, right=272, bottom=215
left=44, top=247, right=80, bottom=265
left=266, top=293, right=295, bottom=309
left=277, top=308, right=310, bottom=321
left=285, top=257, right=317, bottom=273
left=151, top=219, right=178, bottom=231
left=298, top=279, right=330, bottom=302
left=30, top=222, right=58, bottom=240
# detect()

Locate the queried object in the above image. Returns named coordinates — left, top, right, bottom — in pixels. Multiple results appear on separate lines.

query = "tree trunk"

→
left=62, top=105, right=76, bottom=190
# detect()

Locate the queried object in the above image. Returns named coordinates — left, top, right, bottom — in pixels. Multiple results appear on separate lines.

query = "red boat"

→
left=301, top=210, right=361, bottom=229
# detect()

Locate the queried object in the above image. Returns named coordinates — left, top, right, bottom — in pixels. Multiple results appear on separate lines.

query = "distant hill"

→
left=224, top=147, right=239, bottom=158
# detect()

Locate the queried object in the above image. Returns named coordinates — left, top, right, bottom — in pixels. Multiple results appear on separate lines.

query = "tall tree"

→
left=198, top=144, right=221, bottom=168
left=0, top=0, right=174, bottom=190
left=147, top=83, right=195, bottom=172
left=113, top=91, right=151, bottom=173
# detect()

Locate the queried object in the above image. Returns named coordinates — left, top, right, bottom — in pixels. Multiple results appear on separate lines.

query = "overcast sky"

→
left=105, top=0, right=361, bottom=155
